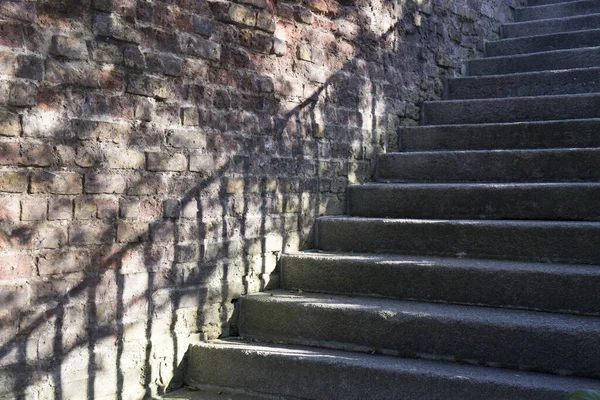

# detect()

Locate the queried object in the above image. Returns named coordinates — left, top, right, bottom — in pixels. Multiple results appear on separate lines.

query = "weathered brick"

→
left=0, top=51, right=16, bottom=76
left=117, top=221, right=149, bottom=242
left=48, top=198, right=73, bottom=220
left=295, top=6, right=313, bottom=24
left=0, top=282, right=29, bottom=309
left=0, top=111, right=20, bottom=137
left=273, top=37, right=286, bottom=56
left=9, top=80, right=37, bottom=107
left=38, top=250, right=89, bottom=275
left=163, top=199, right=181, bottom=218
left=22, top=111, right=65, bottom=138
left=175, top=243, right=198, bottom=262
left=69, top=222, right=115, bottom=245
left=189, top=153, right=214, bottom=173
left=96, top=197, right=119, bottom=219
left=85, top=173, right=126, bottom=194
left=126, top=75, right=170, bottom=99
left=257, top=11, right=276, bottom=33
left=21, top=198, right=47, bottom=221
left=146, top=153, right=187, bottom=171
left=0, top=1, right=35, bottom=22
left=192, top=15, right=215, bottom=38
left=35, top=223, right=67, bottom=249
left=91, top=42, right=123, bottom=63
left=228, top=4, right=256, bottom=27
left=74, top=196, right=96, bottom=219
left=16, top=55, right=44, bottom=80
left=104, top=148, right=145, bottom=169
left=71, top=119, right=125, bottom=143
left=0, top=196, right=19, bottom=222
left=181, top=107, right=199, bottom=126
left=297, top=44, right=312, bottom=61
left=31, top=171, right=82, bottom=194
left=0, top=171, right=28, bottom=193
left=167, top=129, right=206, bottom=149
left=0, top=253, right=35, bottom=280
left=20, top=143, right=53, bottom=166
left=0, top=141, right=19, bottom=165
left=120, top=198, right=161, bottom=219
left=122, top=44, right=146, bottom=69
left=150, top=221, right=174, bottom=243
left=50, top=35, right=89, bottom=60
left=180, top=33, right=221, bottom=61
left=93, top=13, right=141, bottom=43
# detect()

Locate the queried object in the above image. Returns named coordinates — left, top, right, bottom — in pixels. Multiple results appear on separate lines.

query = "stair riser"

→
left=502, top=14, right=600, bottom=38
left=487, top=29, right=600, bottom=57
left=348, top=184, right=600, bottom=221
left=400, top=120, right=600, bottom=151
left=516, top=1, right=600, bottom=22
left=281, top=254, right=600, bottom=315
left=423, top=94, right=600, bottom=125
left=188, top=344, right=594, bottom=400
left=447, top=68, right=600, bottom=100
left=239, top=297, right=600, bottom=377
left=378, top=150, right=600, bottom=183
left=468, top=47, right=600, bottom=76
left=317, top=217, right=600, bottom=265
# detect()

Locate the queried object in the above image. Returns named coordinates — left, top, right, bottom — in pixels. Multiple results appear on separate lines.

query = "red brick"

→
left=0, top=141, right=20, bottom=165
left=0, top=196, right=19, bottom=222
left=69, top=222, right=115, bottom=245
left=0, top=253, right=35, bottom=280
left=38, top=250, right=89, bottom=275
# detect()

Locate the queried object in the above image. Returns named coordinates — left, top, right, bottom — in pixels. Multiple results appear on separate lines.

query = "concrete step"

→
left=238, top=291, right=600, bottom=377
left=162, top=387, right=269, bottom=400
left=447, top=67, right=600, bottom=100
left=348, top=182, right=600, bottom=221
left=468, top=46, right=600, bottom=76
left=502, top=13, right=600, bottom=39
left=316, top=216, right=600, bottom=264
left=377, top=148, right=600, bottom=183
left=399, top=119, right=600, bottom=151
left=188, top=340, right=600, bottom=400
left=486, top=29, right=600, bottom=57
left=423, top=93, right=600, bottom=125
left=528, top=0, right=588, bottom=7
left=515, top=0, right=600, bottom=22
left=280, top=252, right=600, bottom=315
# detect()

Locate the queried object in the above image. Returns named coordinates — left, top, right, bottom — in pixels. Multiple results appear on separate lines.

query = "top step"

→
left=516, top=0, right=600, bottom=22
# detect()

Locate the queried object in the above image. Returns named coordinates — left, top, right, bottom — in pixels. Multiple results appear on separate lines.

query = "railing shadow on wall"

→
left=0, top=0, right=516, bottom=397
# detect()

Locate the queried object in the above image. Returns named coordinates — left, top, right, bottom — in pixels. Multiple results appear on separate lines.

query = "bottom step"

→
left=188, top=340, right=600, bottom=400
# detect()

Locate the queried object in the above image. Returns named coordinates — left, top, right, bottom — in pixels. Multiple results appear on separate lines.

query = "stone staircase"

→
left=176, top=0, right=600, bottom=398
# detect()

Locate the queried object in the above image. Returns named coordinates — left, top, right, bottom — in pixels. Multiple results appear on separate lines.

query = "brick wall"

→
left=0, top=0, right=520, bottom=397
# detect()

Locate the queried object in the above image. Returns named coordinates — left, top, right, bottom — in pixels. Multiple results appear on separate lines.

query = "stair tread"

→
left=190, top=339, right=600, bottom=397
left=284, top=250, right=600, bottom=272
left=244, top=290, right=600, bottom=330
left=281, top=251, right=600, bottom=315
left=468, top=45, right=600, bottom=76
left=425, top=91, right=600, bottom=105
left=319, top=215, right=600, bottom=227
left=487, top=28, right=600, bottom=57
